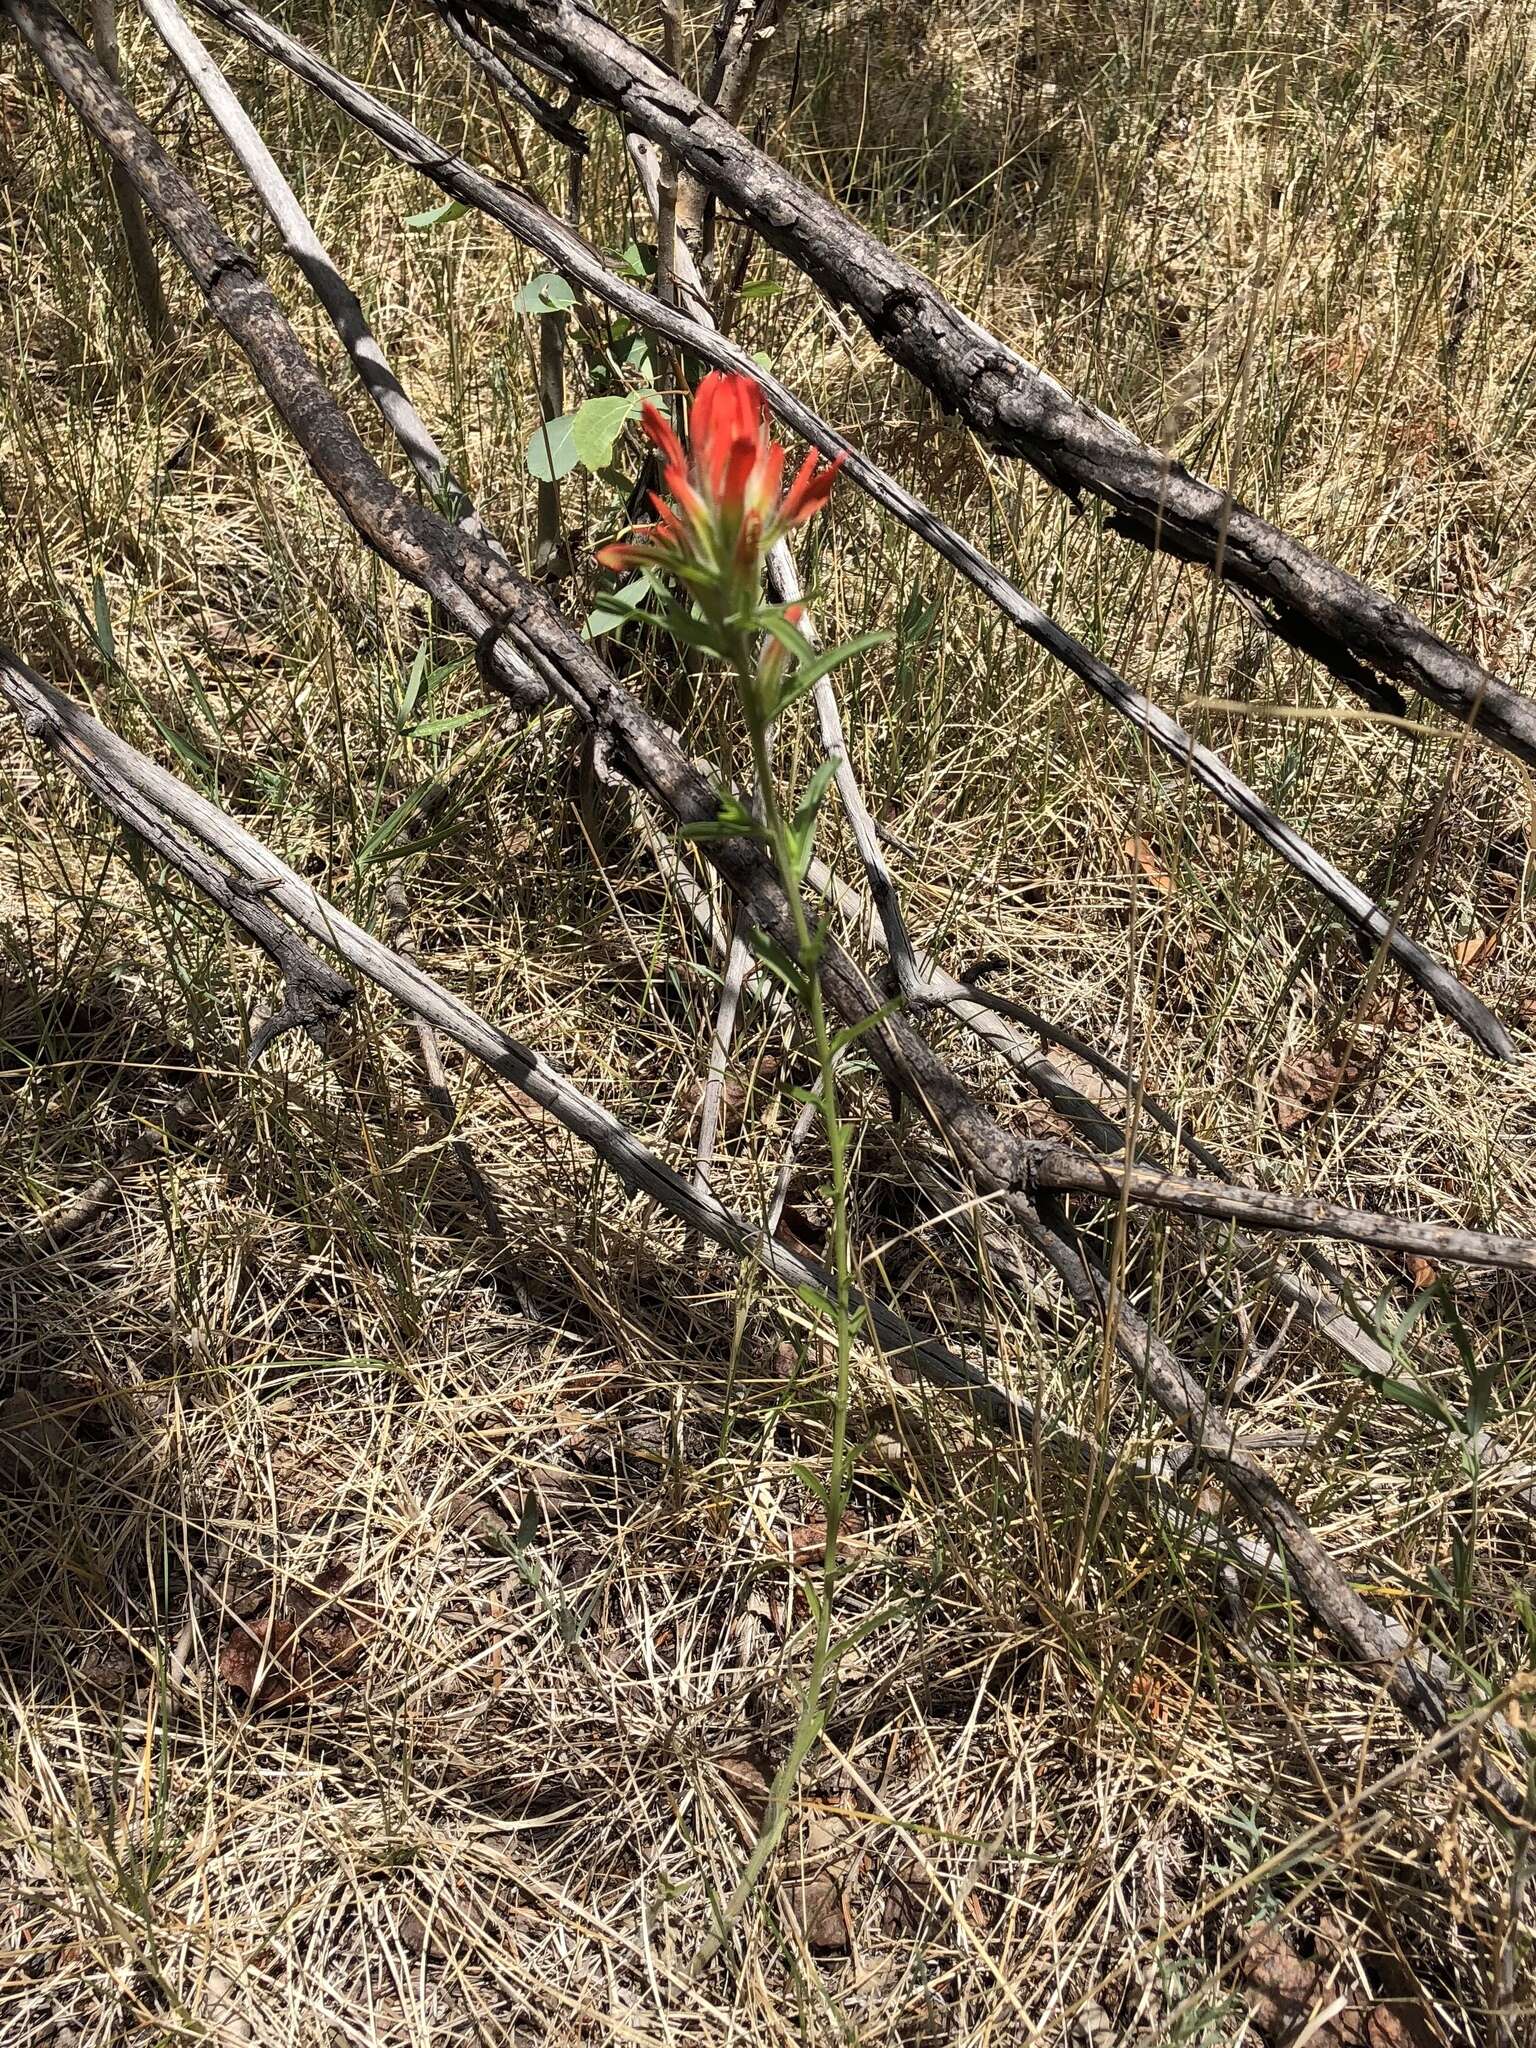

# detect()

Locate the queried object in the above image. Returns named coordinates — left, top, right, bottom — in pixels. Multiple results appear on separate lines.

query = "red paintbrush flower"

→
left=597, top=372, right=842, bottom=602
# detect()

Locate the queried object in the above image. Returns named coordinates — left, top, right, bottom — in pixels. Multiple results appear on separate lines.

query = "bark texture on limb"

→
left=189, top=0, right=1514, bottom=1059
left=13, top=0, right=1530, bottom=1802
left=0, top=642, right=1017, bottom=1427
left=470, top=0, right=1536, bottom=768
left=0, top=655, right=353, bottom=1058
left=89, top=0, right=171, bottom=340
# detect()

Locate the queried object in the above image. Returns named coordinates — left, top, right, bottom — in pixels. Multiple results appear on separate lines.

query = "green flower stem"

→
left=691, top=638, right=858, bottom=1975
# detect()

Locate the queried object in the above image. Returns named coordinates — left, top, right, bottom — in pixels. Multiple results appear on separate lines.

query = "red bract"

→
left=597, top=372, right=842, bottom=601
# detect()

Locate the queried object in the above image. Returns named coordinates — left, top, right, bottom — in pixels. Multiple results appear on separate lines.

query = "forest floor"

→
left=3, top=2, right=1536, bottom=2042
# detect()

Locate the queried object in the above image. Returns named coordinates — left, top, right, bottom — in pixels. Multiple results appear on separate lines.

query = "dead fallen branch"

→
left=467, top=0, right=1536, bottom=769
left=0, top=641, right=1012, bottom=1425
left=1032, top=1153, right=1536, bottom=1277
left=8, top=641, right=1521, bottom=1805
left=189, top=0, right=1512, bottom=1059
left=14, top=0, right=1530, bottom=1799
left=0, top=659, right=354, bottom=1058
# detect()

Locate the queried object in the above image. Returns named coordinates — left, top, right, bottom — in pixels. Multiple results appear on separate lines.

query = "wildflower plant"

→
left=599, top=372, right=887, bottom=1954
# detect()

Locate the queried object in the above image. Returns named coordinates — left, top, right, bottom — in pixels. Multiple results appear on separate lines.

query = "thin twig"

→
left=651, top=0, right=682, bottom=310
left=693, top=928, right=754, bottom=1197
left=436, top=2, right=587, bottom=154
left=692, top=0, right=785, bottom=273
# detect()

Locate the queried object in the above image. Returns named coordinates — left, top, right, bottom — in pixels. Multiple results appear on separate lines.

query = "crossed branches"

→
left=5, top=0, right=1532, bottom=1813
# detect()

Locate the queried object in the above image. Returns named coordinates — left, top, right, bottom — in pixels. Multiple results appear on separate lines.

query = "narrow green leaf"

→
left=757, top=607, right=818, bottom=671
left=830, top=996, right=904, bottom=1056
left=353, top=782, right=433, bottom=871
left=407, top=702, right=499, bottom=740
left=1376, top=1375, right=1456, bottom=1429
left=399, top=638, right=431, bottom=720
left=792, top=1463, right=831, bottom=1506
left=593, top=591, right=728, bottom=659
left=91, top=574, right=116, bottom=671
left=144, top=711, right=212, bottom=784
left=404, top=197, right=470, bottom=229
left=773, top=630, right=893, bottom=716
left=789, top=757, right=838, bottom=879
left=899, top=587, right=939, bottom=644
left=680, top=792, right=758, bottom=842
left=750, top=932, right=808, bottom=1000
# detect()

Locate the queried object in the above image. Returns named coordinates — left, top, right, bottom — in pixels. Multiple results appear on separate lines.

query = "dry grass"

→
left=3, top=0, right=1536, bottom=2040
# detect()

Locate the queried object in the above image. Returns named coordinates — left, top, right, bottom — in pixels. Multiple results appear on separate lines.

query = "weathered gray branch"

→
left=188, top=0, right=1513, bottom=1059
left=15, top=0, right=1529, bottom=1799
left=144, top=0, right=479, bottom=523
left=0, top=641, right=1009, bottom=1423
left=0, top=657, right=354, bottom=1057
left=471, top=0, right=1536, bottom=771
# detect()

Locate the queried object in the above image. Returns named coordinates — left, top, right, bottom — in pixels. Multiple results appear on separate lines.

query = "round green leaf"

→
left=524, top=413, right=580, bottom=483
left=515, top=272, right=577, bottom=315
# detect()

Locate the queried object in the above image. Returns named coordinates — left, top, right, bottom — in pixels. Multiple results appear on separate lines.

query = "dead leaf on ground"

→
left=679, top=1070, right=750, bottom=1131
left=0, top=1388, right=74, bottom=1478
left=1239, top=1921, right=1430, bottom=2047
left=775, top=1511, right=867, bottom=1565
left=1452, top=928, right=1499, bottom=971
left=198, top=614, right=284, bottom=668
left=796, top=1864, right=852, bottom=1952
left=711, top=1758, right=860, bottom=1952
left=793, top=1803, right=859, bottom=1953
left=1271, top=1040, right=1372, bottom=1131
left=218, top=1560, right=372, bottom=1710
left=1405, top=1254, right=1438, bottom=1291
left=1124, top=834, right=1173, bottom=894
